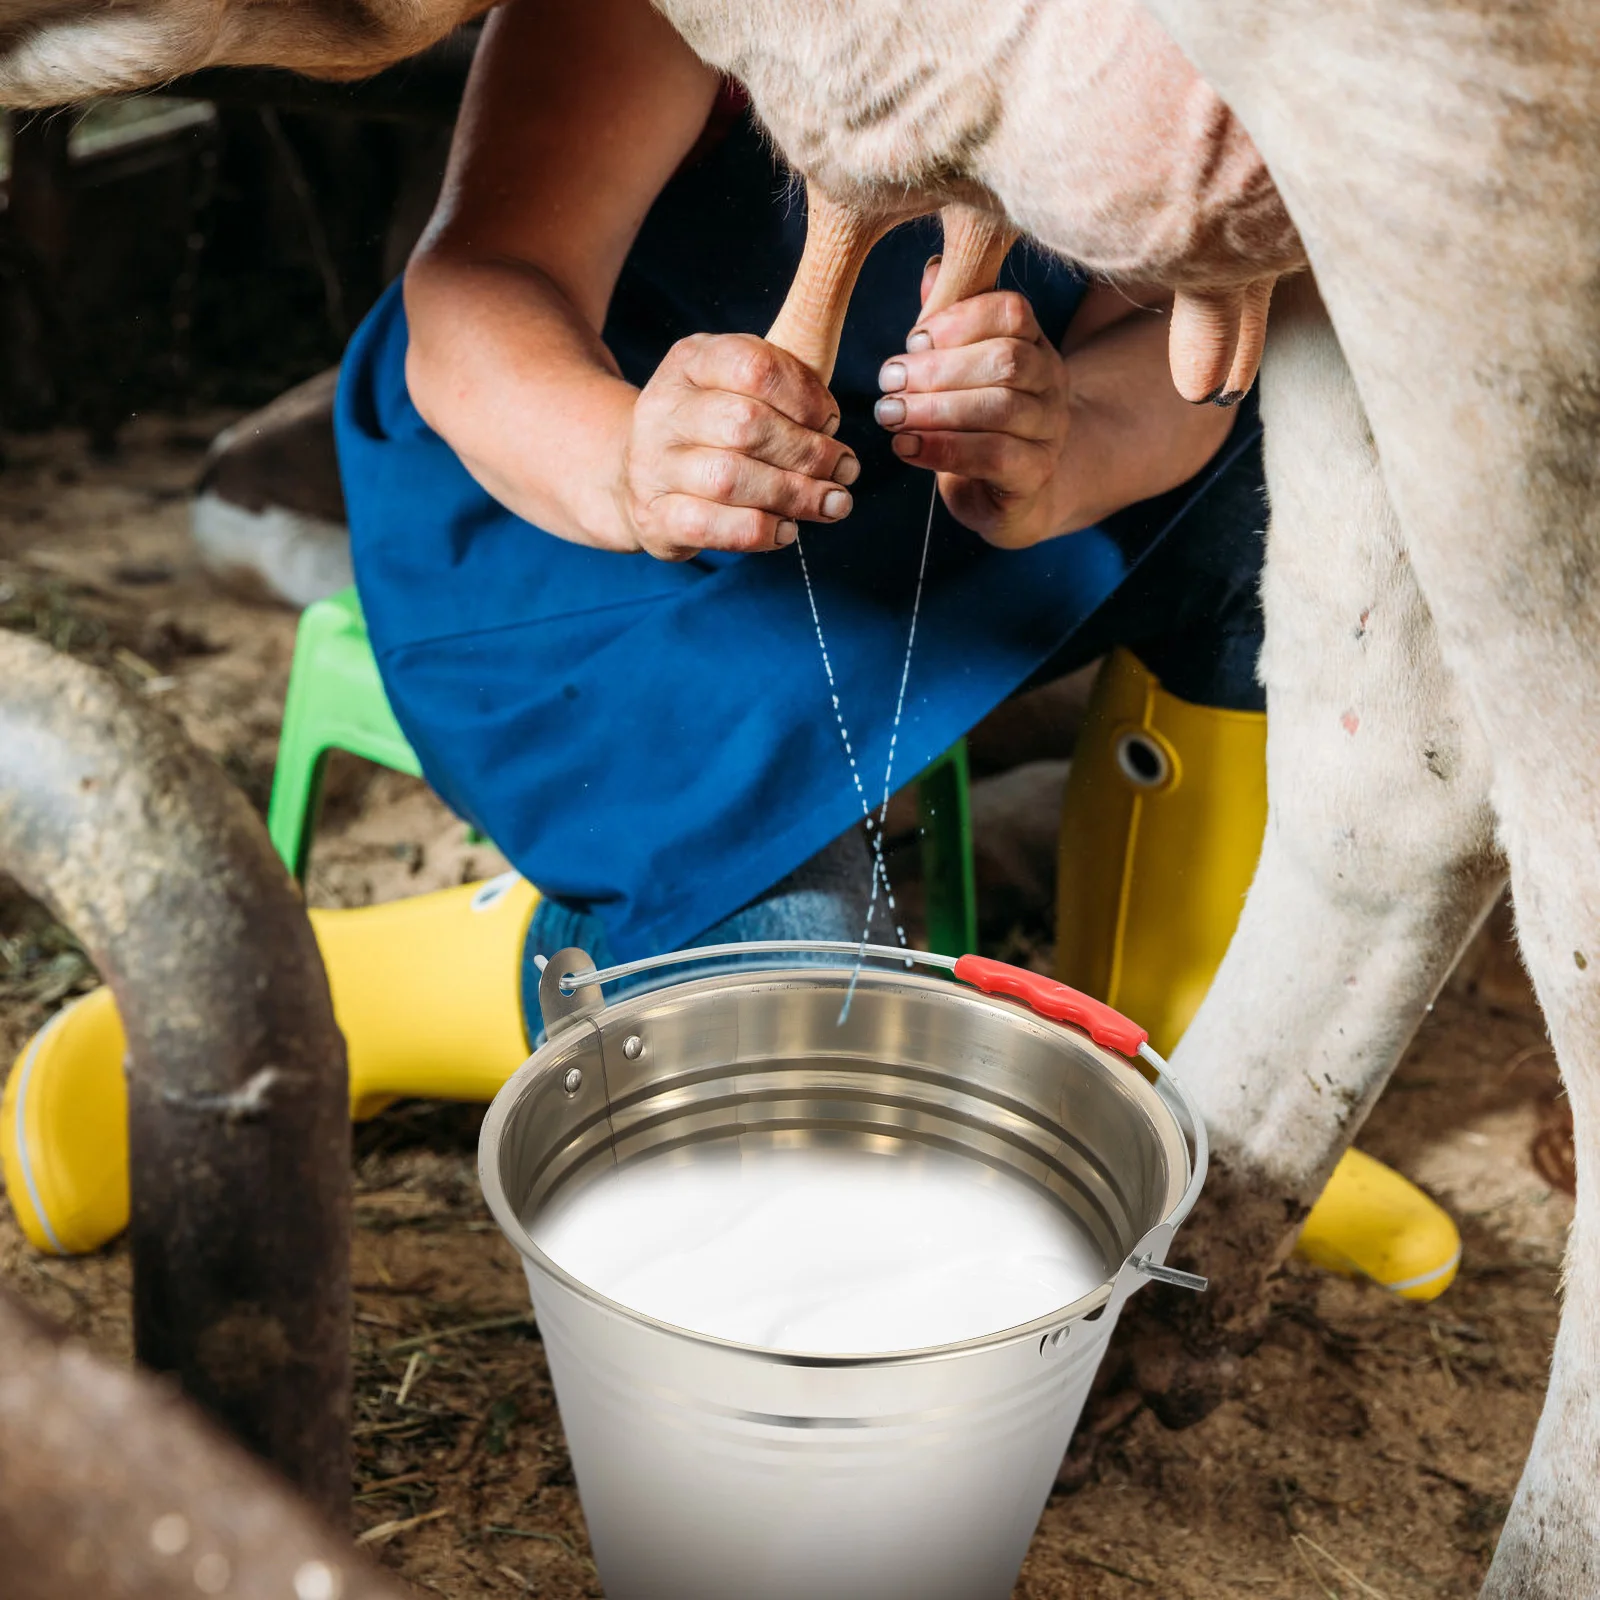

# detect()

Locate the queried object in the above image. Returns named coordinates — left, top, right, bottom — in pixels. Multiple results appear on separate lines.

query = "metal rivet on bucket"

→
left=480, top=940, right=1207, bottom=1600
left=1039, top=1325, right=1073, bottom=1359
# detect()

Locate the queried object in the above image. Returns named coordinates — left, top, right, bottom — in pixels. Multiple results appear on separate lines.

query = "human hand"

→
left=619, top=332, right=860, bottom=560
left=874, top=261, right=1071, bottom=549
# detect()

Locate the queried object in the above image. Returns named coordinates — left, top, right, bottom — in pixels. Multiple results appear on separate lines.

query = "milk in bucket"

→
left=480, top=944, right=1207, bottom=1600
left=531, top=1141, right=1106, bottom=1353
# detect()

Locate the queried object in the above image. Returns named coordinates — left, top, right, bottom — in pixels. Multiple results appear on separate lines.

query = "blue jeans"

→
left=521, top=826, right=877, bottom=1040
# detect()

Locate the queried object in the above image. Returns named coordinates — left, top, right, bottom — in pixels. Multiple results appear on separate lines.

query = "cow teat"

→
left=765, top=183, right=1017, bottom=383
left=764, top=188, right=898, bottom=382
left=917, top=204, right=1019, bottom=325
left=1169, top=279, right=1277, bottom=406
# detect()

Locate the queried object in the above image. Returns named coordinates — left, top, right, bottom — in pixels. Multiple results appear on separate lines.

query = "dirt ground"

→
left=0, top=418, right=1576, bottom=1600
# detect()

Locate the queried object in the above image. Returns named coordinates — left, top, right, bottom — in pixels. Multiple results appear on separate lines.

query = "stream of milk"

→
left=529, top=1142, right=1106, bottom=1354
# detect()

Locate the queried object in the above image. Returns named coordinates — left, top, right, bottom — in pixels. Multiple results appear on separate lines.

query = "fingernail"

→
left=874, top=396, right=906, bottom=427
left=905, top=330, right=932, bottom=352
left=1213, top=389, right=1244, bottom=409
left=833, top=454, right=861, bottom=486
left=822, top=413, right=841, bottom=437
left=822, top=488, right=853, bottom=518
left=892, top=434, right=921, bottom=459
left=1196, top=384, right=1226, bottom=405
left=776, top=520, right=798, bottom=546
left=878, top=361, right=906, bottom=393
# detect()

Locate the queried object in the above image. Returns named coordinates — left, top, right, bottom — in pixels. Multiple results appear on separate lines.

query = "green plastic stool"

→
left=268, top=586, right=978, bottom=955
left=266, top=587, right=423, bottom=882
left=916, top=738, right=977, bottom=958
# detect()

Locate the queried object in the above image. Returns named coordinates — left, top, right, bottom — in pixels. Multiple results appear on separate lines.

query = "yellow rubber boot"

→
left=1055, top=648, right=1460, bottom=1301
left=3, top=986, right=131, bottom=1256
left=1295, top=1148, right=1461, bottom=1300
left=1, top=872, right=539, bottom=1255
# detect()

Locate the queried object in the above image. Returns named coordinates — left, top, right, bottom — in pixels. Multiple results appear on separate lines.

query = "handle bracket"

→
left=1135, top=1255, right=1209, bottom=1293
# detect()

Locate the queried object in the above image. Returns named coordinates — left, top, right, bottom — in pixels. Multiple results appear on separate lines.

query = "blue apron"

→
left=336, top=112, right=1262, bottom=964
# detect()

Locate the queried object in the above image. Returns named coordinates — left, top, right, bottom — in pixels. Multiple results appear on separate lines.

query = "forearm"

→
left=1048, top=306, right=1237, bottom=535
left=404, top=249, right=640, bottom=551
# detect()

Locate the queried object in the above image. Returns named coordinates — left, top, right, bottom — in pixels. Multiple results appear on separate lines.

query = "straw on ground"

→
left=1291, top=1531, right=1397, bottom=1600
left=489, top=1525, right=584, bottom=1561
left=386, top=1311, right=534, bottom=1353
left=1060, top=1550, right=1154, bottom=1587
left=355, top=1508, right=451, bottom=1547
left=394, top=1349, right=424, bottom=1406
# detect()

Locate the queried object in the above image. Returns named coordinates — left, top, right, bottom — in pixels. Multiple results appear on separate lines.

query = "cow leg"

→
left=1130, top=5, right=1599, bottom=1579
left=1145, top=278, right=1502, bottom=1404
left=1359, top=310, right=1600, bottom=1599
left=1335, top=260, right=1600, bottom=1600
left=1467, top=644, right=1600, bottom=1599
left=1470, top=685, right=1600, bottom=1597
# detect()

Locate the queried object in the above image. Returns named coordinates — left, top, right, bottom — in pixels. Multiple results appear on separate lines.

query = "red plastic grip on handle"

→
left=952, top=955, right=1149, bottom=1056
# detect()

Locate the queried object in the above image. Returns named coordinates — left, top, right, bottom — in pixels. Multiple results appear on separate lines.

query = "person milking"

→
left=4, top=0, right=1456, bottom=1295
left=351, top=0, right=1256, bottom=971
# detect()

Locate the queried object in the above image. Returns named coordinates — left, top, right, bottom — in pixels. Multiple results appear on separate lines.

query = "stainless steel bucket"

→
left=479, top=942, right=1206, bottom=1600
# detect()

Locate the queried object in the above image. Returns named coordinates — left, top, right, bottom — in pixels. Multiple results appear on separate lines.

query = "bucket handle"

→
left=554, top=938, right=937, bottom=997
left=1133, top=1039, right=1209, bottom=1277
left=1113, top=1048, right=1212, bottom=1300
left=552, top=940, right=1208, bottom=1273
left=558, top=941, right=1140, bottom=1050
left=555, top=942, right=1146, bottom=1050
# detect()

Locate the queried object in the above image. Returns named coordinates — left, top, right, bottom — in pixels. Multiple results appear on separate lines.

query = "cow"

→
left=662, top=12, right=1595, bottom=1597
left=0, top=1, right=1594, bottom=1595
left=616, top=16, right=1600, bottom=1595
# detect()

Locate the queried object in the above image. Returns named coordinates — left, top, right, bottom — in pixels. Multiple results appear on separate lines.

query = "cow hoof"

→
left=1053, top=1325, right=1253, bottom=1495
left=1130, top=1334, right=1243, bottom=1430
left=1115, top=1291, right=1265, bottom=1431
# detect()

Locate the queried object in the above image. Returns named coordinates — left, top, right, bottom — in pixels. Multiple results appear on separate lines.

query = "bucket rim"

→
left=479, top=957, right=1197, bottom=1366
